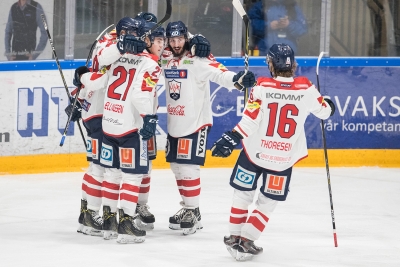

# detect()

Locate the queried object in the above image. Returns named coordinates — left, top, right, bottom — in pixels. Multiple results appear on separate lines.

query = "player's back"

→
left=240, top=75, right=330, bottom=171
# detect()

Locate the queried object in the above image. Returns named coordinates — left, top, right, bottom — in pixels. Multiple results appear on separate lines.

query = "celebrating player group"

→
left=65, top=3, right=335, bottom=262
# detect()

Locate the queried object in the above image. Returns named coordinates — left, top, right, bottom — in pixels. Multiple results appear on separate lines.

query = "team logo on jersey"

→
left=120, top=148, right=134, bottom=168
left=177, top=138, right=192, bottom=160
left=82, top=99, right=91, bottom=112
left=264, top=174, right=287, bottom=196
left=183, top=60, right=193, bottom=64
left=169, top=79, right=182, bottom=100
left=147, top=137, right=156, bottom=158
left=233, top=166, right=256, bottom=189
left=195, top=127, right=207, bottom=158
left=100, top=144, right=113, bottom=166
left=209, top=62, right=228, bottom=72
left=92, top=138, right=99, bottom=160
left=164, top=69, right=188, bottom=79
left=280, top=83, right=292, bottom=88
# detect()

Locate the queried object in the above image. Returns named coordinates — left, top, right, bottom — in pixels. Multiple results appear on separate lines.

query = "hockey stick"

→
left=232, top=0, right=250, bottom=103
left=140, top=0, right=172, bottom=41
left=316, top=51, right=338, bottom=247
left=40, top=14, right=86, bottom=148
left=60, top=24, right=114, bottom=147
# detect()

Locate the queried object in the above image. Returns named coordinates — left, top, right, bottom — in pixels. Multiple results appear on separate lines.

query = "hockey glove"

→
left=324, top=98, right=336, bottom=116
left=65, top=101, right=82, bottom=122
left=232, top=71, right=256, bottom=92
left=73, top=66, right=90, bottom=88
left=190, top=34, right=211, bottom=58
left=139, top=114, right=158, bottom=141
left=211, top=130, right=243, bottom=158
left=117, top=34, right=147, bottom=55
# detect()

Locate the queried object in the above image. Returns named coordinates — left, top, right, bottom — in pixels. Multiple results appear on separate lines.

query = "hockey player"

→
left=67, top=17, right=148, bottom=239
left=77, top=19, right=165, bottom=244
left=161, top=21, right=256, bottom=235
left=211, top=43, right=336, bottom=261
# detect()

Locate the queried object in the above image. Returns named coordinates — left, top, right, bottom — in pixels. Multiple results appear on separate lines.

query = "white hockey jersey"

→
left=78, top=32, right=117, bottom=122
left=234, top=76, right=332, bottom=171
left=80, top=51, right=161, bottom=137
left=161, top=49, right=238, bottom=137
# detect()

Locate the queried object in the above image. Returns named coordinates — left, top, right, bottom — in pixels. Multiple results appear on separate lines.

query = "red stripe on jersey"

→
left=230, top=216, right=247, bottom=224
left=235, top=124, right=248, bottom=137
left=182, top=178, right=200, bottom=187
left=102, top=181, right=119, bottom=191
left=102, top=190, right=119, bottom=200
left=253, top=210, right=269, bottom=223
left=182, top=188, right=201, bottom=197
left=120, top=193, right=138, bottom=203
left=83, top=173, right=102, bottom=187
left=82, top=184, right=102, bottom=197
left=141, top=177, right=151, bottom=185
left=247, top=216, right=266, bottom=232
left=120, top=183, right=140, bottom=193
left=90, top=72, right=105, bottom=81
left=231, top=207, right=248, bottom=215
left=139, top=186, right=150, bottom=193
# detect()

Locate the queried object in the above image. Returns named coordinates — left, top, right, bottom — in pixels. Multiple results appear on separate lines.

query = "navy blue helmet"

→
left=267, top=43, right=295, bottom=71
left=136, top=12, right=157, bottom=23
left=138, top=21, right=165, bottom=42
left=166, top=21, right=188, bottom=38
left=116, top=17, right=142, bottom=36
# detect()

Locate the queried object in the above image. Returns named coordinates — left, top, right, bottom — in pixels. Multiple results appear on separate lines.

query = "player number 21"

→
left=107, top=66, right=137, bottom=101
left=266, top=103, right=298, bottom=139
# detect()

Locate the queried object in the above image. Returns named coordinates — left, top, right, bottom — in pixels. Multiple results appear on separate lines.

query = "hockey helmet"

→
left=267, top=43, right=295, bottom=71
left=138, top=21, right=165, bottom=42
left=166, top=21, right=188, bottom=38
left=116, top=17, right=142, bottom=36
left=136, top=12, right=157, bottom=23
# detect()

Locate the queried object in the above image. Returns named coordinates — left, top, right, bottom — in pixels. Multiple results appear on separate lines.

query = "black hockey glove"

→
left=324, top=98, right=336, bottom=116
left=189, top=34, right=211, bottom=58
left=139, top=114, right=158, bottom=141
left=233, top=71, right=256, bottom=92
left=117, top=34, right=146, bottom=55
left=73, top=66, right=90, bottom=88
left=65, top=101, right=82, bottom=122
left=211, top=130, right=243, bottom=158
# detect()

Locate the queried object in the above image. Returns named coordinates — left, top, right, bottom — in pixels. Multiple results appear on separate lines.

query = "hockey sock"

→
left=86, top=163, right=105, bottom=210
left=81, top=162, right=94, bottom=200
left=179, top=164, right=201, bottom=207
left=229, top=189, right=255, bottom=236
left=171, top=162, right=184, bottom=196
left=138, top=162, right=152, bottom=204
left=120, top=173, right=145, bottom=216
left=102, top=168, right=122, bottom=212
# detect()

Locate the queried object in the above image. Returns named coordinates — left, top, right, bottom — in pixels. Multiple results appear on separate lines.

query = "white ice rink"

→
left=0, top=167, right=399, bottom=267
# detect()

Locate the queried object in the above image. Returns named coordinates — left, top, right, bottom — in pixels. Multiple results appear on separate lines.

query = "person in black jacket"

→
left=4, top=0, right=47, bottom=60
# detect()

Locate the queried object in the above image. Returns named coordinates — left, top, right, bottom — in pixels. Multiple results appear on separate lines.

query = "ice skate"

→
left=82, top=209, right=103, bottom=237
left=224, top=235, right=240, bottom=259
left=135, top=204, right=155, bottom=231
left=235, top=237, right=263, bottom=261
left=102, top=206, right=118, bottom=240
left=116, top=209, right=146, bottom=244
left=169, top=204, right=202, bottom=232
left=77, top=199, right=87, bottom=234
left=180, top=207, right=203, bottom=235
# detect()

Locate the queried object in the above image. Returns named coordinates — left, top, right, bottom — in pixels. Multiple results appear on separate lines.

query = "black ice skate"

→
left=224, top=235, right=240, bottom=259
left=236, top=237, right=263, bottom=261
left=102, top=206, right=118, bottom=240
left=169, top=204, right=203, bottom=232
left=77, top=199, right=87, bottom=233
left=82, top=209, right=103, bottom=236
left=117, top=209, right=146, bottom=244
left=180, top=207, right=203, bottom=235
left=135, top=204, right=155, bottom=231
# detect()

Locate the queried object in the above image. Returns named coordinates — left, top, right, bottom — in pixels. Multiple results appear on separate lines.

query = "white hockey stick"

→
left=316, top=52, right=338, bottom=247
left=232, top=0, right=250, bottom=103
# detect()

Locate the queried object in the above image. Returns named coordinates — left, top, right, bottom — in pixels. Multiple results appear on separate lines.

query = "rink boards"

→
left=0, top=58, right=399, bottom=173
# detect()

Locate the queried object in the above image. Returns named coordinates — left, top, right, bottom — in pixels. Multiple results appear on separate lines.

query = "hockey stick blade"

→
left=316, top=51, right=327, bottom=76
left=140, top=0, right=172, bottom=40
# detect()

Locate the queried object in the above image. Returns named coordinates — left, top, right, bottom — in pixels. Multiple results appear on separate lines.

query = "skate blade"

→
left=116, top=234, right=145, bottom=244
left=82, top=226, right=103, bottom=237
left=225, top=246, right=238, bottom=259
left=169, top=223, right=181, bottom=230
left=77, top=223, right=84, bottom=233
left=235, top=251, right=254, bottom=262
left=182, top=227, right=197, bottom=235
left=103, top=231, right=118, bottom=240
left=136, top=219, right=154, bottom=231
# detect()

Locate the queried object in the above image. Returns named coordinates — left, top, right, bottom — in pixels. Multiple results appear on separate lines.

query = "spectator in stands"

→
left=248, top=0, right=307, bottom=56
left=4, top=0, right=47, bottom=61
